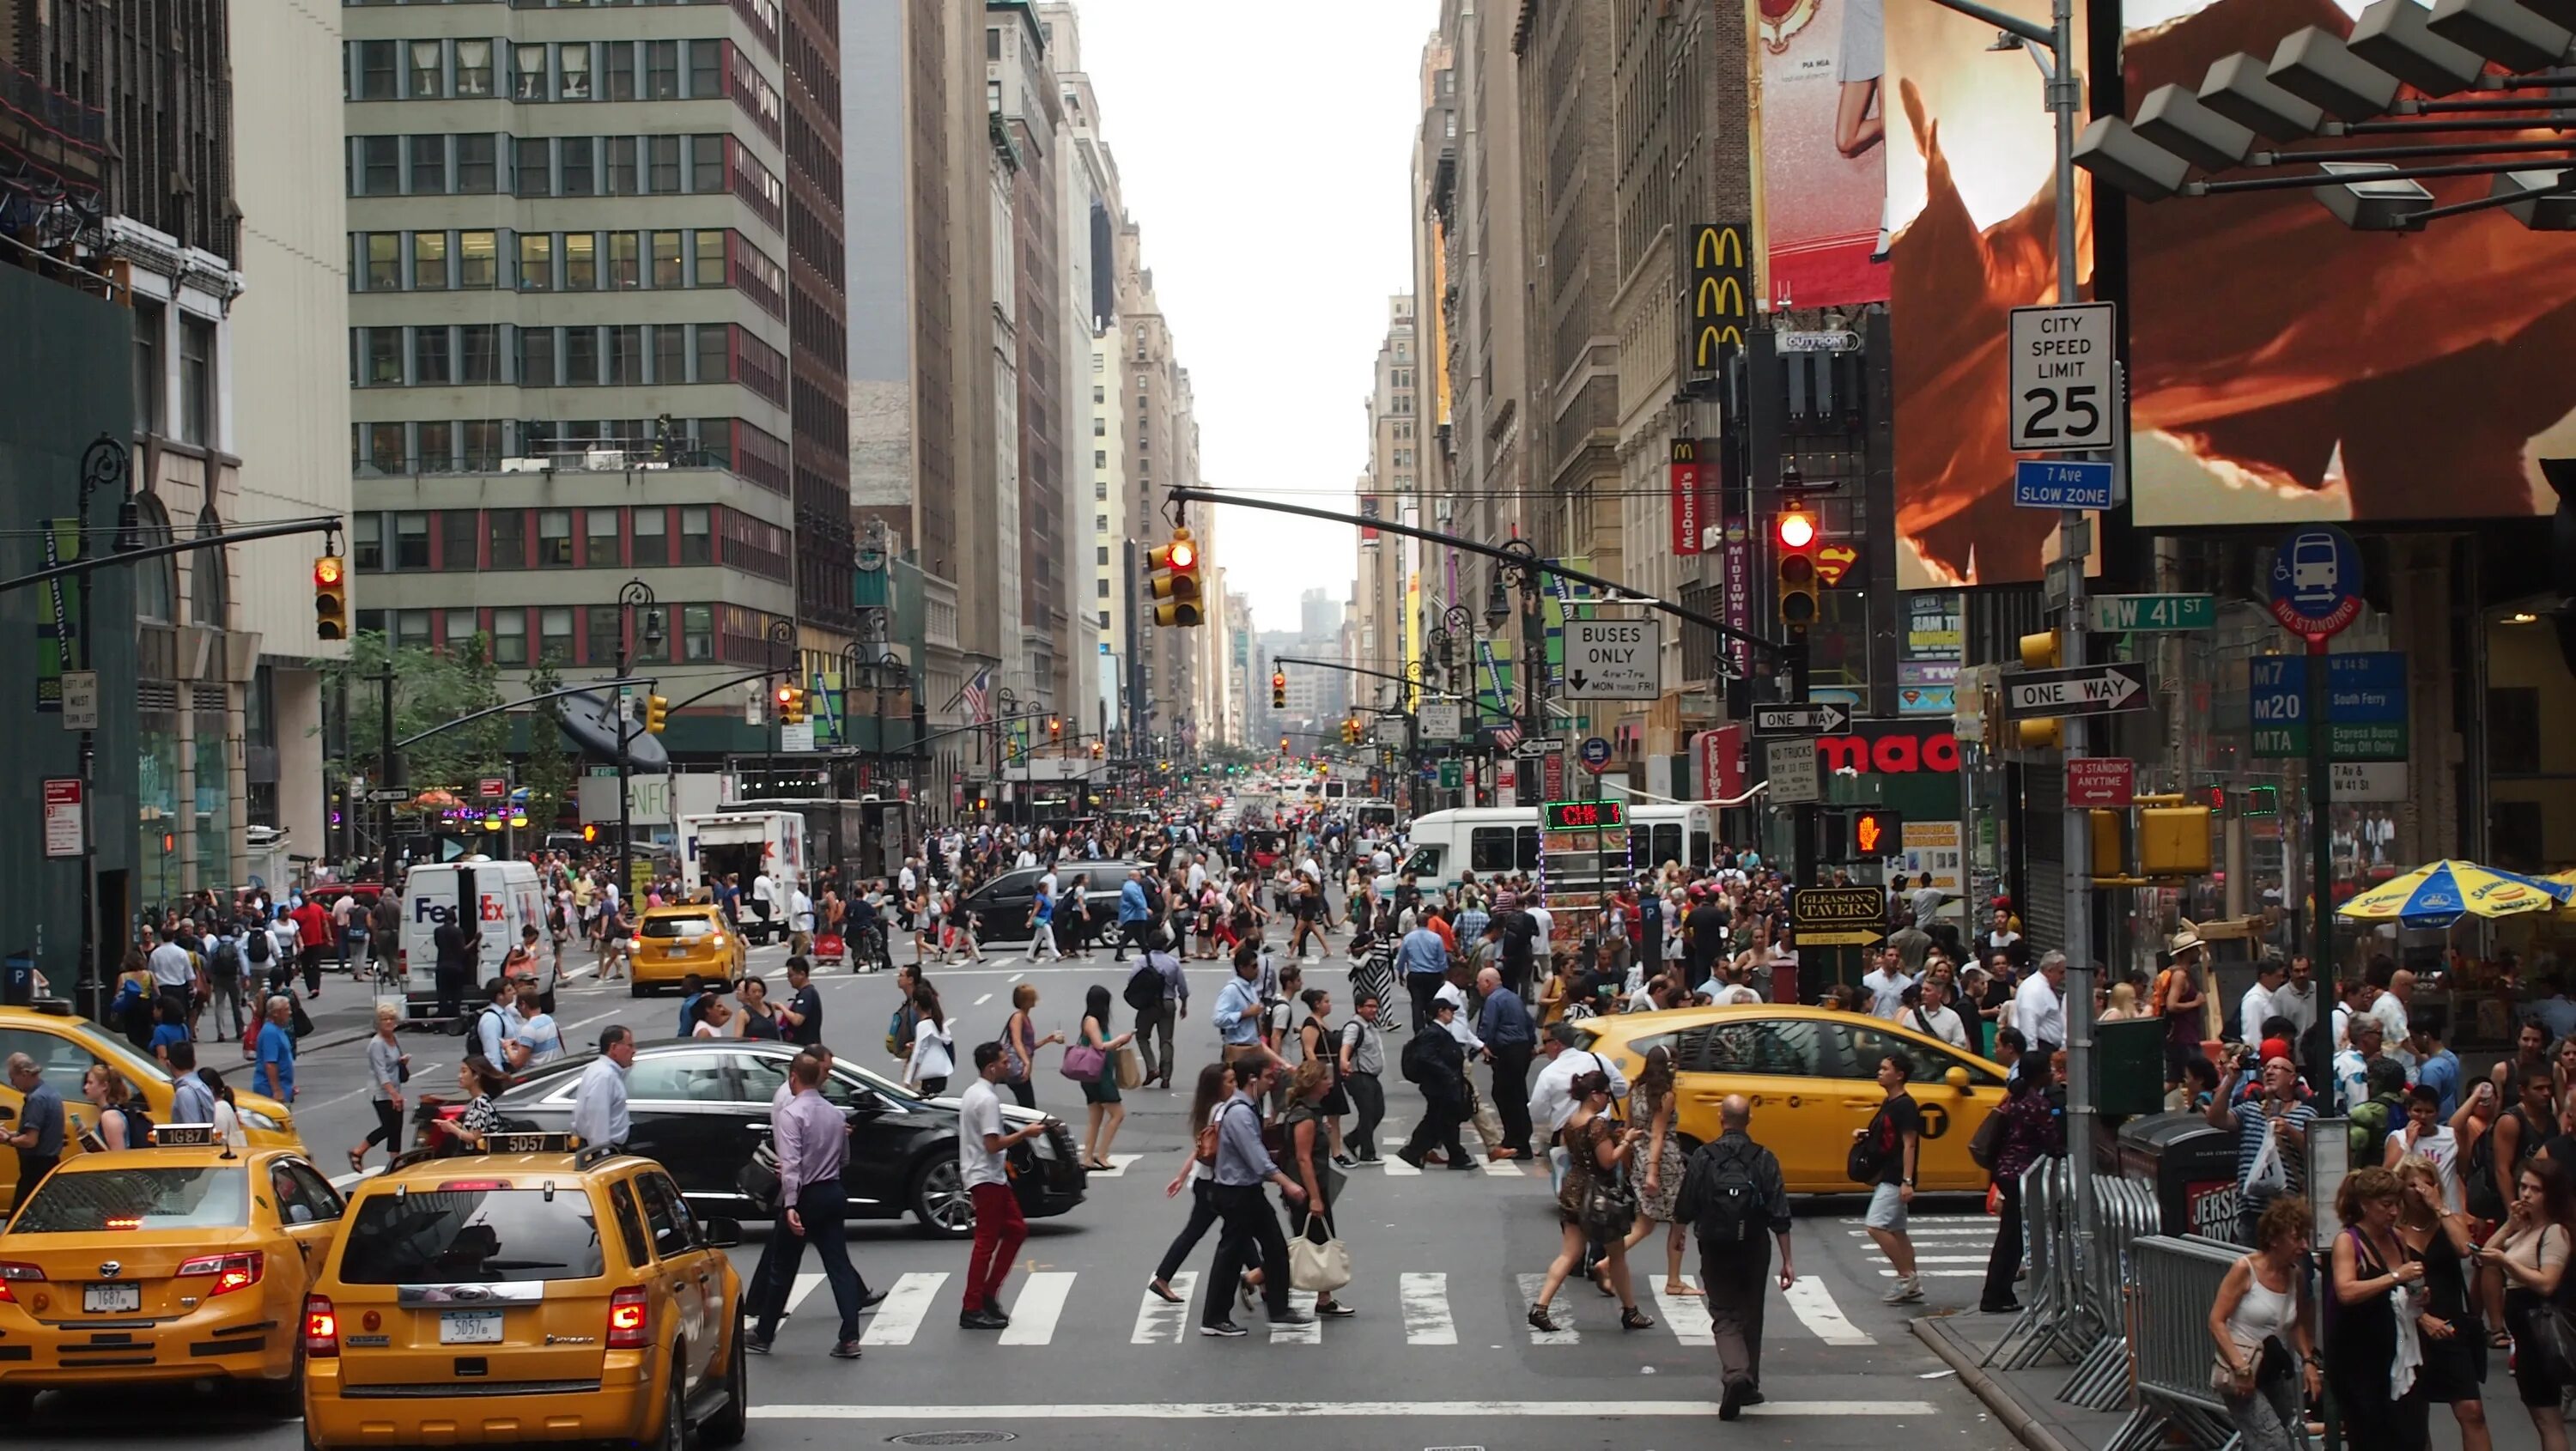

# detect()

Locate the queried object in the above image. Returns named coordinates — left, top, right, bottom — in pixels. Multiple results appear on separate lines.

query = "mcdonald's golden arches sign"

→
left=1687, top=222, right=1750, bottom=382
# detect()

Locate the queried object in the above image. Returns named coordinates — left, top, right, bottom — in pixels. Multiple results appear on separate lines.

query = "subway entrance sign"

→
left=1792, top=887, right=1887, bottom=947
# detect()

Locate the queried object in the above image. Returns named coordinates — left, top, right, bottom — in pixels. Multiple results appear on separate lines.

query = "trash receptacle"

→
left=2117, top=1112, right=2242, bottom=1240
left=2094, top=1017, right=2167, bottom=1116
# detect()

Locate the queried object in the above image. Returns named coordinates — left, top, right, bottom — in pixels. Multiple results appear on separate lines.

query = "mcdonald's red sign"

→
left=1670, top=439, right=1704, bottom=557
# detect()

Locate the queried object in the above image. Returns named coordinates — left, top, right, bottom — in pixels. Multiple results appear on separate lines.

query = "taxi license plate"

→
left=82, top=1283, right=140, bottom=1314
left=440, top=1310, right=503, bottom=1345
left=669, top=945, right=691, bottom=956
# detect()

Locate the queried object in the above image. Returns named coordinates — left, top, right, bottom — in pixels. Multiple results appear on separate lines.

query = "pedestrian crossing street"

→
left=1848, top=1212, right=2002, bottom=1278
left=762, top=1251, right=1941, bottom=1351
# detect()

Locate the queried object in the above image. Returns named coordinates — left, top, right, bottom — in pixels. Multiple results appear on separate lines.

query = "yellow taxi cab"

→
left=0, top=1002, right=298, bottom=1211
left=0, top=1121, right=341, bottom=1416
left=626, top=907, right=745, bottom=997
left=302, top=1131, right=747, bottom=1449
left=1575, top=1004, right=2008, bottom=1193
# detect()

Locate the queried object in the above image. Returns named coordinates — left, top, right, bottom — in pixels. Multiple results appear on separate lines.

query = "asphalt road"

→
left=5, top=921, right=2019, bottom=1450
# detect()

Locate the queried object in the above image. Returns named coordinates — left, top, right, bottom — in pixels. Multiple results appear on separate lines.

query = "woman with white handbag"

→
left=1244, top=1059, right=1353, bottom=1318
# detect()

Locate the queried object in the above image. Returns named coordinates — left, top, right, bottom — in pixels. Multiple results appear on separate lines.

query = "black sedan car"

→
left=961, top=861, right=1144, bottom=946
left=482, top=1040, right=1087, bottom=1236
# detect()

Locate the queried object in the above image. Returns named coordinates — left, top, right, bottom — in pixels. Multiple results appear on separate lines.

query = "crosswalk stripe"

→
left=1517, top=1272, right=1579, bottom=1345
left=858, top=1272, right=947, bottom=1346
left=1863, top=1254, right=1992, bottom=1265
left=1783, top=1275, right=1875, bottom=1345
left=1133, top=1272, right=1197, bottom=1345
left=1652, top=1276, right=1714, bottom=1345
left=997, top=1271, right=1075, bottom=1345
left=1400, top=1272, right=1456, bottom=1345
left=785, top=1272, right=824, bottom=1314
left=1085, top=1153, right=1145, bottom=1178
left=1271, top=1289, right=1321, bottom=1345
left=1874, top=1269, right=1984, bottom=1278
left=1382, top=1152, right=1420, bottom=1176
left=1847, top=1227, right=1996, bottom=1238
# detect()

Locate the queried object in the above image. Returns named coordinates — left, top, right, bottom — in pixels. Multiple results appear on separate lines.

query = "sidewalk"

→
left=1911, top=1313, right=2127, bottom=1451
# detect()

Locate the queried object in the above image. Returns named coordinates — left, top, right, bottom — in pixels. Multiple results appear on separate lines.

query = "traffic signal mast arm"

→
left=1165, top=487, right=1785, bottom=665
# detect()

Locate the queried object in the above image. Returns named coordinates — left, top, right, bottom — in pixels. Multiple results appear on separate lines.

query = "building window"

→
left=517, top=326, right=555, bottom=385
left=356, top=40, right=396, bottom=100
left=1094, top=449, right=1106, bottom=469
left=352, top=513, right=383, bottom=572
left=1097, top=579, right=1110, bottom=598
left=361, top=136, right=398, bottom=195
left=606, top=136, right=638, bottom=195
left=694, top=229, right=726, bottom=286
left=412, top=231, right=447, bottom=288
left=490, top=610, right=527, bottom=665
left=647, top=40, right=678, bottom=98
left=513, top=45, right=546, bottom=100
left=1096, top=545, right=1109, bottom=567
left=563, top=232, right=596, bottom=290
left=462, top=421, right=502, bottom=470
left=689, top=135, right=721, bottom=191
left=178, top=316, right=214, bottom=445
left=650, top=325, right=683, bottom=383
left=605, top=325, right=642, bottom=385
left=393, top=512, right=430, bottom=570
left=362, top=325, right=402, bottom=386
left=1092, top=385, right=1104, bottom=404
left=459, top=230, right=497, bottom=288
left=456, top=39, right=493, bottom=97
left=559, top=45, right=590, bottom=100
left=1092, top=416, right=1104, bottom=437
left=695, top=325, right=729, bottom=383
left=651, top=230, right=683, bottom=288
left=563, top=326, right=598, bottom=386
left=361, top=424, right=404, bottom=474
left=459, top=324, right=499, bottom=382
left=689, top=39, right=720, bottom=96
left=538, top=510, right=573, bottom=566
left=518, top=233, right=552, bottom=290
left=602, top=41, right=635, bottom=101
left=1094, top=481, right=1107, bottom=501
left=440, top=511, right=477, bottom=570
left=1095, top=513, right=1108, bottom=532
left=416, top=421, right=453, bottom=470
left=680, top=604, right=714, bottom=661
left=607, top=232, right=640, bottom=289
left=585, top=510, right=620, bottom=568
left=409, top=40, right=444, bottom=97
left=395, top=610, right=432, bottom=651
left=515, top=137, right=550, bottom=196
left=413, top=326, right=451, bottom=384
left=488, top=509, right=526, bottom=567
left=364, top=233, right=400, bottom=289
left=560, top=137, right=594, bottom=197
left=191, top=506, right=228, bottom=630
left=678, top=506, right=713, bottom=564
left=633, top=507, right=668, bottom=566
left=131, top=301, right=162, bottom=436
left=457, top=134, right=495, bottom=193
left=539, top=607, right=573, bottom=663
left=585, top=604, right=620, bottom=664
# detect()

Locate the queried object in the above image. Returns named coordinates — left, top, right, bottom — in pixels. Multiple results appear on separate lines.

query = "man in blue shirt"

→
left=1211, top=942, right=1272, bottom=1072
left=2409, top=1023, right=2462, bottom=1120
left=4, top=1053, right=65, bottom=1199
left=1114, top=869, right=1152, bottom=962
left=1474, top=965, right=1538, bottom=1160
left=256, top=995, right=298, bottom=1103
left=1396, top=921, right=1451, bottom=1032
left=1200, top=1055, right=1309, bottom=1337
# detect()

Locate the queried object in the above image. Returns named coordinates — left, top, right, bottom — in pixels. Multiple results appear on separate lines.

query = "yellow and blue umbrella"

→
left=2336, top=859, right=2573, bottom=929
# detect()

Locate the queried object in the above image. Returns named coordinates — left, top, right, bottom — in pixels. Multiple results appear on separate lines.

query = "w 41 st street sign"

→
left=2001, top=661, right=2150, bottom=719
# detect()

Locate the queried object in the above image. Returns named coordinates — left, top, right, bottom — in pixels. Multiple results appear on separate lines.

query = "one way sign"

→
left=2002, top=661, right=2151, bottom=719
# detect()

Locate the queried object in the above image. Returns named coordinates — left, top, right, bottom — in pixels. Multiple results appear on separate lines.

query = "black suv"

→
left=961, top=861, right=1143, bottom=946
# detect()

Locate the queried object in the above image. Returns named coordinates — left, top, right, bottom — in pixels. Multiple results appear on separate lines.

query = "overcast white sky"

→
left=1068, top=0, right=1435, bottom=637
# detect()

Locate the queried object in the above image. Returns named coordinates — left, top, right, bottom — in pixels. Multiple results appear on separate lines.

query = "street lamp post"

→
left=1443, top=602, right=1480, bottom=804
left=612, top=580, right=662, bottom=904
left=71, top=436, right=136, bottom=1021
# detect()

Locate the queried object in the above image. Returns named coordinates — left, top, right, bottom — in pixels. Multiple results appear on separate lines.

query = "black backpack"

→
left=2466, top=1114, right=2511, bottom=1222
left=210, top=937, right=243, bottom=980
left=1124, top=959, right=1163, bottom=1011
left=1400, top=1028, right=1434, bottom=1085
left=1678, top=1138, right=1765, bottom=1246
left=245, top=929, right=270, bottom=964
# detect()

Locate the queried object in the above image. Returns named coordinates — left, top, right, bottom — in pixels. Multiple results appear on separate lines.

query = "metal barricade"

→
left=2058, top=1175, right=2162, bottom=1409
left=2103, top=1234, right=2257, bottom=1451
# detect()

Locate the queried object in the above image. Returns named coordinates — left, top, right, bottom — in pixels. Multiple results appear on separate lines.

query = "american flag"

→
left=963, top=669, right=992, bottom=724
left=1492, top=722, right=1522, bottom=753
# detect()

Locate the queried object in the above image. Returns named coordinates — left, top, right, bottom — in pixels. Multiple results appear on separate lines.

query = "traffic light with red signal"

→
left=314, top=556, right=349, bottom=641
left=1775, top=500, right=1819, bottom=634
left=1271, top=670, right=1287, bottom=711
left=1148, top=528, right=1205, bottom=627
left=775, top=683, right=805, bottom=726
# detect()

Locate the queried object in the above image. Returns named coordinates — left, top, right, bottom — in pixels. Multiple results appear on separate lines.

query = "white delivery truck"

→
left=1394, top=802, right=1715, bottom=892
left=398, top=857, right=556, bottom=1019
left=678, top=810, right=807, bottom=944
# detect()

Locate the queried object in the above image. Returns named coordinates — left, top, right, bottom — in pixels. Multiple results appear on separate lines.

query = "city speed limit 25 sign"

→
left=2008, top=302, right=2117, bottom=453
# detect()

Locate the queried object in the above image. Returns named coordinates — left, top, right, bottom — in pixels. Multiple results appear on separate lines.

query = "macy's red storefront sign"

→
left=1814, top=726, right=1960, bottom=775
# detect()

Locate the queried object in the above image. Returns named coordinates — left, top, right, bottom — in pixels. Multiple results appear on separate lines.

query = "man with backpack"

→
left=1676, top=1095, right=1794, bottom=1421
left=1127, top=932, right=1185, bottom=1090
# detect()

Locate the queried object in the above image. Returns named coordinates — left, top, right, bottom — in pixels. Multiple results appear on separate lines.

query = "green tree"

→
left=518, top=653, right=580, bottom=829
left=316, top=630, right=511, bottom=794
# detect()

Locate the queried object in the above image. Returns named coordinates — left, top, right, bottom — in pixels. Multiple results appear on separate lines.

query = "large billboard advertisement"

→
left=1751, top=0, right=1893, bottom=309
left=1884, top=0, right=2091, bottom=587
left=2120, top=0, right=2576, bottom=528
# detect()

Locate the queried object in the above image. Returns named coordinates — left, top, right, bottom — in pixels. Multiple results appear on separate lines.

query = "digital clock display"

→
left=1541, top=800, right=1625, bottom=831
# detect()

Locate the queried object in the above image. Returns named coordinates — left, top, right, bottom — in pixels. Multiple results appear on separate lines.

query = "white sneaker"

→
left=1883, top=1277, right=1924, bottom=1304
